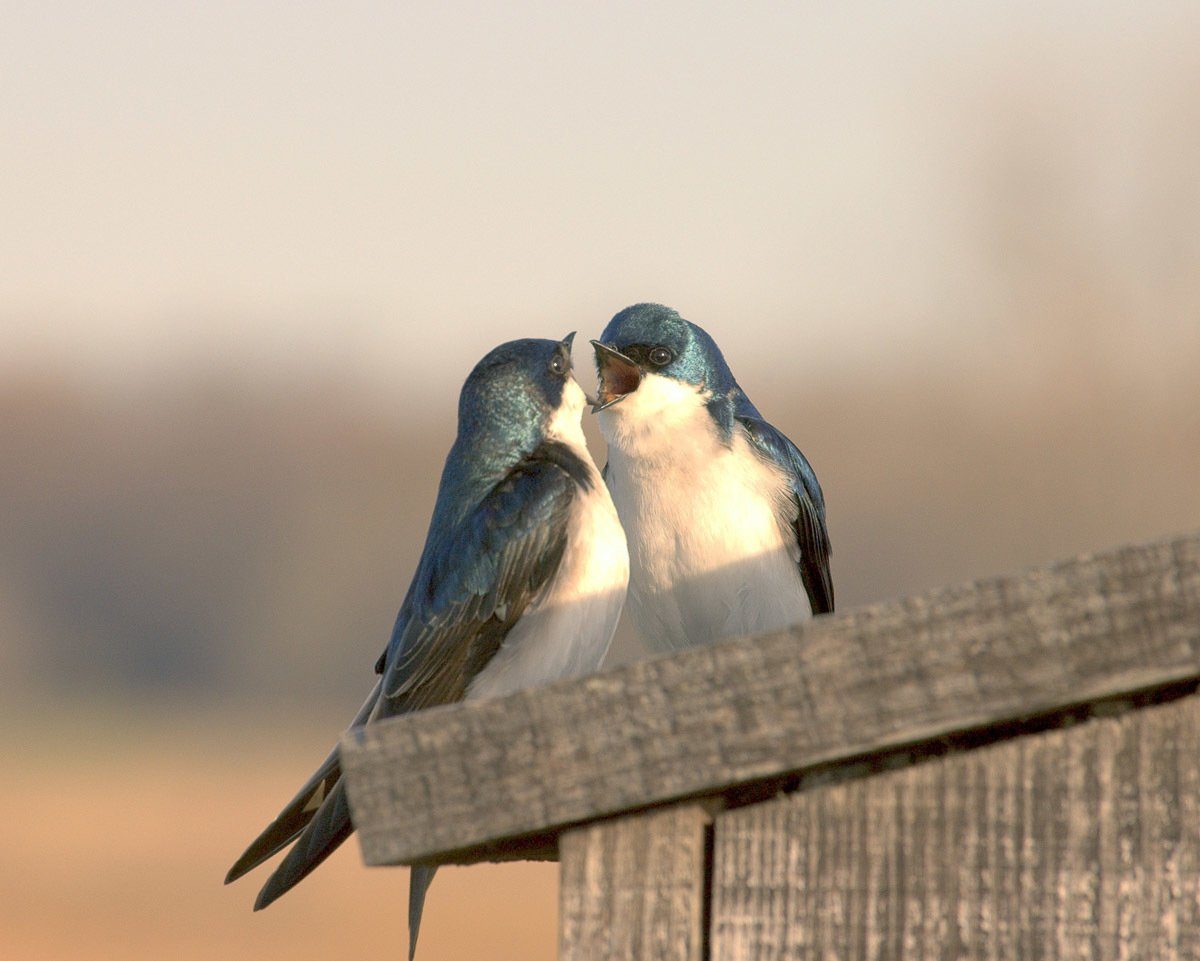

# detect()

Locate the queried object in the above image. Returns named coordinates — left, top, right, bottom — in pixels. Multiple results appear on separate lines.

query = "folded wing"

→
left=737, top=415, right=834, bottom=616
left=229, top=443, right=582, bottom=932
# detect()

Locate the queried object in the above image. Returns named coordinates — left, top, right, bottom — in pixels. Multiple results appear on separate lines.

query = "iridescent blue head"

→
left=591, top=304, right=738, bottom=408
left=430, top=333, right=586, bottom=528
left=456, top=334, right=577, bottom=451
left=590, top=304, right=747, bottom=432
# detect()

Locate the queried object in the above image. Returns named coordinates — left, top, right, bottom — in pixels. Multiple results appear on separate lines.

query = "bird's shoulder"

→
left=373, top=440, right=592, bottom=708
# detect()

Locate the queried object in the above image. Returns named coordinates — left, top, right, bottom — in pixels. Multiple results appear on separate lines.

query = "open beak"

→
left=590, top=340, right=642, bottom=412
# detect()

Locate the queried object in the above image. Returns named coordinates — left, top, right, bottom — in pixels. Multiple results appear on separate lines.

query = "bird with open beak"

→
left=591, top=303, right=833, bottom=653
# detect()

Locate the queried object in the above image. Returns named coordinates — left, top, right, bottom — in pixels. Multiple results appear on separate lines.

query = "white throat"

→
left=546, top=375, right=591, bottom=455
left=598, top=372, right=811, bottom=652
left=597, top=372, right=713, bottom=461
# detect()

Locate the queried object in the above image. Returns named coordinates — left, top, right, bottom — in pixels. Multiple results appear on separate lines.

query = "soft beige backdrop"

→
left=3, top=3, right=1198, bottom=959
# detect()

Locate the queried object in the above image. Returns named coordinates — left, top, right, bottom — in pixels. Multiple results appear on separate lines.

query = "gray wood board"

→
left=560, top=803, right=712, bottom=961
left=341, top=532, right=1200, bottom=866
left=711, top=693, right=1200, bottom=961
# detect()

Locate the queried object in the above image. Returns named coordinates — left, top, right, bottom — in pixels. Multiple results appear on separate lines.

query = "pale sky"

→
left=4, top=1, right=1198, bottom=391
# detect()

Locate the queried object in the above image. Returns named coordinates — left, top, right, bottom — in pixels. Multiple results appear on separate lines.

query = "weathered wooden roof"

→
left=340, top=532, right=1200, bottom=868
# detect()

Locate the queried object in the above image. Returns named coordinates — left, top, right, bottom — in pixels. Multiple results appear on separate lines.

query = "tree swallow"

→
left=225, top=335, right=629, bottom=959
left=591, top=303, right=832, bottom=652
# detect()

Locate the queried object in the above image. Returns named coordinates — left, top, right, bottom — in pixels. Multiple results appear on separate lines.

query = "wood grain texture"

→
left=559, top=804, right=713, bottom=961
left=711, top=694, right=1200, bottom=961
left=341, top=532, right=1200, bottom=865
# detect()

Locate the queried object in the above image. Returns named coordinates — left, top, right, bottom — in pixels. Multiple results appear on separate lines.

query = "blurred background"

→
left=3, top=2, right=1199, bottom=959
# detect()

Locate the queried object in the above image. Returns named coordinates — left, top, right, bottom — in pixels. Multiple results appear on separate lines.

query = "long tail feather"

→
left=408, top=864, right=439, bottom=961
left=254, top=778, right=354, bottom=910
left=225, top=744, right=341, bottom=884
left=226, top=678, right=381, bottom=887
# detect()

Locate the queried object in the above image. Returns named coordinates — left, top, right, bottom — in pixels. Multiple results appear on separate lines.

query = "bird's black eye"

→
left=549, top=353, right=567, bottom=376
left=648, top=346, right=673, bottom=367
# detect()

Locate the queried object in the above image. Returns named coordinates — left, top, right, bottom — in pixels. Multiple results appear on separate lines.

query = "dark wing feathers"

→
left=229, top=446, right=581, bottom=935
left=253, top=778, right=354, bottom=910
left=378, top=453, right=575, bottom=712
left=737, top=415, right=835, bottom=615
left=224, top=676, right=381, bottom=885
left=225, top=746, right=339, bottom=887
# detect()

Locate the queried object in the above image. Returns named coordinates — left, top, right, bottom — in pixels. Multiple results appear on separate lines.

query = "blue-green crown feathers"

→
left=457, top=338, right=570, bottom=444
left=599, top=303, right=751, bottom=437
left=435, top=336, right=575, bottom=521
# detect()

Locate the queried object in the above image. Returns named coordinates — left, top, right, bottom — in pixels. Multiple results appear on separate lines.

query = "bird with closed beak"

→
left=225, top=335, right=629, bottom=959
left=592, top=303, right=833, bottom=652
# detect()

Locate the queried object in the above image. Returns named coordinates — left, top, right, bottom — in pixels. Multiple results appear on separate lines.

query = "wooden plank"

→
left=710, top=694, right=1200, bottom=961
left=559, top=803, right=713, bottom=961
left=341, top=532, right=1200, bottom=865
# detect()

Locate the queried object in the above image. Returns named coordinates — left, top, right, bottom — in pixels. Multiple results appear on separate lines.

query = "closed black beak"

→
left=558, top=332, right=576, bottom=374
left=590, top=341, right=642, bottom=412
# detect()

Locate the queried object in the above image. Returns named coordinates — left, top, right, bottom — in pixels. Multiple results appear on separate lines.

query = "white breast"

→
left=467, top=378, right=629, bottom=700
left=600, top=374, right=811, bottom=652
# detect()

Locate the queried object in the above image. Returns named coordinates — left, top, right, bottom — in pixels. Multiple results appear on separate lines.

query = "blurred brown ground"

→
left=1, top=704, right=557, bottom=961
